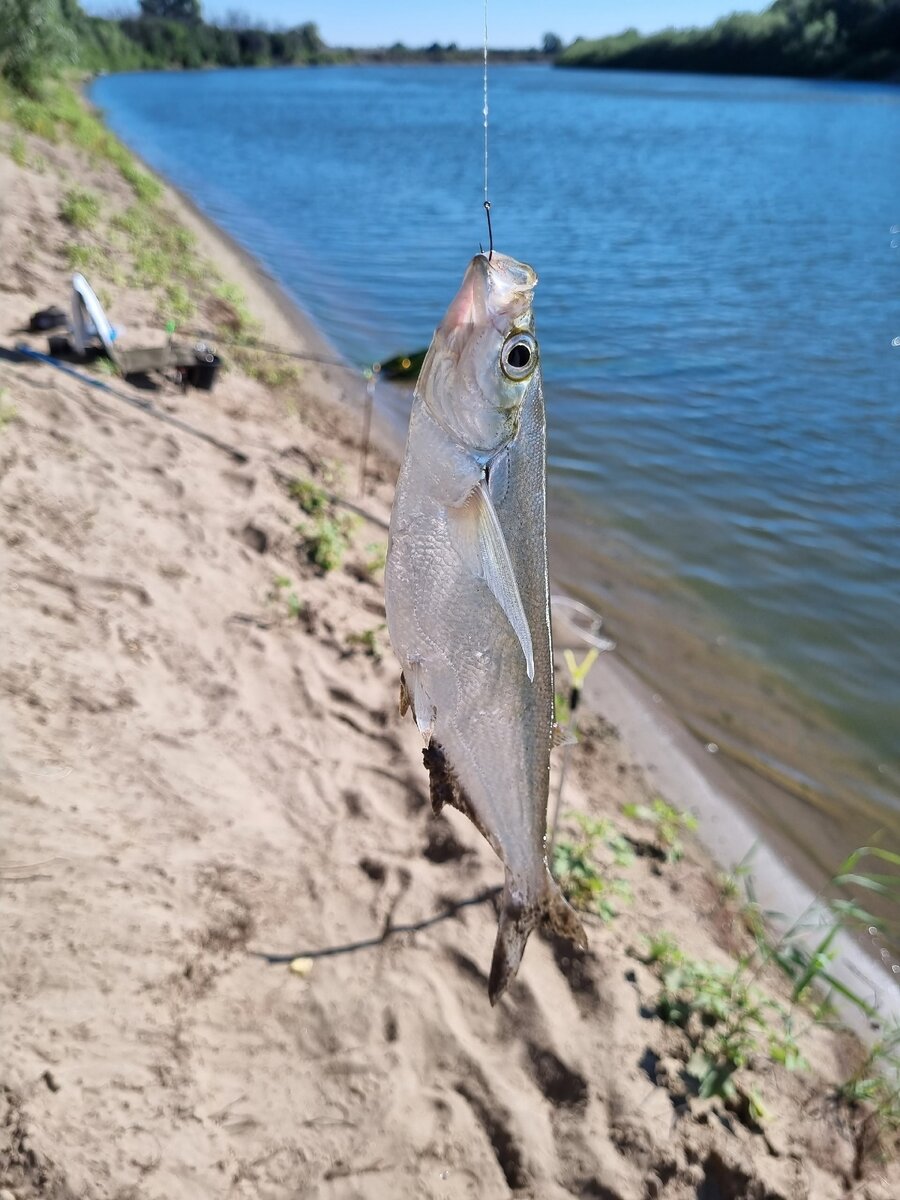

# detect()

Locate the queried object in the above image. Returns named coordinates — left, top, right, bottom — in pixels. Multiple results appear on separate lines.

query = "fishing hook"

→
left=483, top=200, right=493, bottom=261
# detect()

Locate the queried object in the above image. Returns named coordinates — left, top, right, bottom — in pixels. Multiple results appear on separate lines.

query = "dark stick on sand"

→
left=253, top=885, right=502, bottom=964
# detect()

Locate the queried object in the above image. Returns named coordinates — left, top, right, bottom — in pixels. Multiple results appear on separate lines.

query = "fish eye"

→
left=500, top=332, right=538, bottom=381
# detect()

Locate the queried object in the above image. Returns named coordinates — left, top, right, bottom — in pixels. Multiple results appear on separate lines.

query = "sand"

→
left=1, top=105, right=898, bottom=1200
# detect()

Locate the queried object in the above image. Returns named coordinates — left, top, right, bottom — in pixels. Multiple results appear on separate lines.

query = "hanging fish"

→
left=385, top=251, right=587, bottom=1002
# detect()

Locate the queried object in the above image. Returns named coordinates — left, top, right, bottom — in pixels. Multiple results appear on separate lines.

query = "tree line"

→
left=558, top=1, right=900, bottom=80
left=0, top=1, right=560, bottom=97
left=3, top=0, right=898, bottom=101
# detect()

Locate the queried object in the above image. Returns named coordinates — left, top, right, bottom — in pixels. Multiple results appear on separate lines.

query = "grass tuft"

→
left=9, top=131, right=27, bottom=166
left=641, top=934, right=807, bottom=1107
left=60, top=186, right=101, bottom=230
left=301, top=514, right=357, bottom=573
left=552, top=813, right=634, bottom=921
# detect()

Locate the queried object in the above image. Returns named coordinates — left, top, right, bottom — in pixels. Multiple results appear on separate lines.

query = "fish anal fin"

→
left=446, top=479, right=534, bottom=681
left=422, top=740, right=494, bottom=844
left=488, top=870, right=588, bottom=1005
left=423, top=739, right=455, bottom=817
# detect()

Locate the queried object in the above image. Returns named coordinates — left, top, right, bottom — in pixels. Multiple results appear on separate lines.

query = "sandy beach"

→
left=1, top=93, right=898, bottom=1200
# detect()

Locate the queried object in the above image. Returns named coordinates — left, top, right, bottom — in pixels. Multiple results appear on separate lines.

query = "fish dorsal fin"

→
left=447, top=479, right=534, bottom=681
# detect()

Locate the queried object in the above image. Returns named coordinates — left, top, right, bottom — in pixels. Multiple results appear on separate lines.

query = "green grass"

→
left=732, top=845, right=900, bottom=1020
left=836, top=1021, right=900, bottom=1172
left=289, top=478, right=330, bottom=517
left=60, top=186, right=101, bottom=230
left=622, top=796, right=698, bottom=862
left=552, top=812, right=634, bottom=922
left=10, top=95, right=58, bottom=141
left=209, top=281, right=260, bottom=339
left=363, top=540, right=387, bottom=576
left=240, top=356, right=300, bottom=390
left=9, top=131, right=27, bottom=166
left=161, top=282, right=194, bottom=325
left=345, top=624, right=385, bottom=663
left=63, top=242, right=124, bottom=284
left=269, top=576, right=306, bottom=622
left=641, top=933, right=807, bottom=1109
left=300, top=514, right=357, bottom=573
left=118, top=157, right=162, bottom=205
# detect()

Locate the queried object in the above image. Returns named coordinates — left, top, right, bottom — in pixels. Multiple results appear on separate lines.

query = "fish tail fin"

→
left=488, top=869, right=588, bottom=1005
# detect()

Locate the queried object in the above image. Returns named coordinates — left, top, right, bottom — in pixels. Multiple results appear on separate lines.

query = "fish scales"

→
left=385, top=251, right=587, bottom=1002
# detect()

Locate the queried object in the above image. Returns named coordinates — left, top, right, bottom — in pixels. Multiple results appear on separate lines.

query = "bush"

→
left=0, top=0, right=76, bottom=96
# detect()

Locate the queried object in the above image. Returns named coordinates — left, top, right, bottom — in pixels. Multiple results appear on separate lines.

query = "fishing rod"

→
left=182, top=328, right=374, bottom=376
left=14, top=344, right=249, bottom=464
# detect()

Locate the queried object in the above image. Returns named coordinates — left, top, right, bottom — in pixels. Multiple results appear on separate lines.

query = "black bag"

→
left=29, top=306, right=68, bottom=333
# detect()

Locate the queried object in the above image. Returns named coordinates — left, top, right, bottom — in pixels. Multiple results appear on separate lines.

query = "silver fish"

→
left=385, top=251, right=588, bottom=1002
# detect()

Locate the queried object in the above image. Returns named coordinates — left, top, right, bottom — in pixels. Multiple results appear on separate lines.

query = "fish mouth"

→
left=440, top=252, right=538, bottom=333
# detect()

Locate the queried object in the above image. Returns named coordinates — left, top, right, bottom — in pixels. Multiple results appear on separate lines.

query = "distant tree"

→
left=0, top=0, right=77, bottom=95
left=542, top=32, right=563, bottom=55
left=139, top=0, right=201, bottom=21
left=294, top=21, right=323, bottom=56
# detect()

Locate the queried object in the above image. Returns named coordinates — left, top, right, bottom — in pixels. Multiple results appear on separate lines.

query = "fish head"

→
left=418, top=252, right=540, bottom=456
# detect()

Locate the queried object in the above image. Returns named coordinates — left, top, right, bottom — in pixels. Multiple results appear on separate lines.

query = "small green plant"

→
left=60, top=187, right=101, bottom=231
left=268, top=575, right=305, bottom=622
left=119, top=159, right=163, bottom=205
left=9, top=132, right=27, bottom=166
left=133, top=246, right=169, bottom=287
left=363, top=541, right=387, bottom=576
left=210, top=282, right=262, bottom=342
left=642, top=934, right=807, bottom=1107
left=622, top=796, right=698, bottom=861
left=346, top=624, right=385, bottom=663
left=289, top=478, right=329, bottom=516
left=161, top=282, right=194, bottom=324
left=554, top=689, right=572, bottom=727
left=242, top=356, right=300, bottom=390
left=64, top=242, right=124, bottom=284
left=744, top=845, right=900, bottom=1019
left=552, top=812, right=633, bottom=921
left=301, top=514, right=357, bottom=573
left=838, top=1020, right=900, bottom=1166
left=718, top=845, right=758, bottom=903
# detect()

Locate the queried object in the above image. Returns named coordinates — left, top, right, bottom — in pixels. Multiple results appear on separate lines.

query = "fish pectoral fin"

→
left=399, top=672, right=411, bottom=717
left=447, top=479, right=535, bottom=681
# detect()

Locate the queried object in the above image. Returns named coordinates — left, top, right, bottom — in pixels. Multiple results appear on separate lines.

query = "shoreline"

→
left=110, top=111, right=899, bottom=1023
left=85, top=90, right=405, bottom=473
left=3, top=81, right=900, bottom=1198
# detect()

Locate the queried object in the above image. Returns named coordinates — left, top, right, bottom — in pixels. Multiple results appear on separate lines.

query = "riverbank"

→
left=1, top=88, right=898, bottom=1199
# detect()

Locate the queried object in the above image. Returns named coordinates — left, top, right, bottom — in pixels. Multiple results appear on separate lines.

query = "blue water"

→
left=90, top=65, right=900, bottom=869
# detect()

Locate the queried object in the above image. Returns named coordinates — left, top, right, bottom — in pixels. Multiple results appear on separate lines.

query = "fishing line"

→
left=482, top=0, right=493, bottom=259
